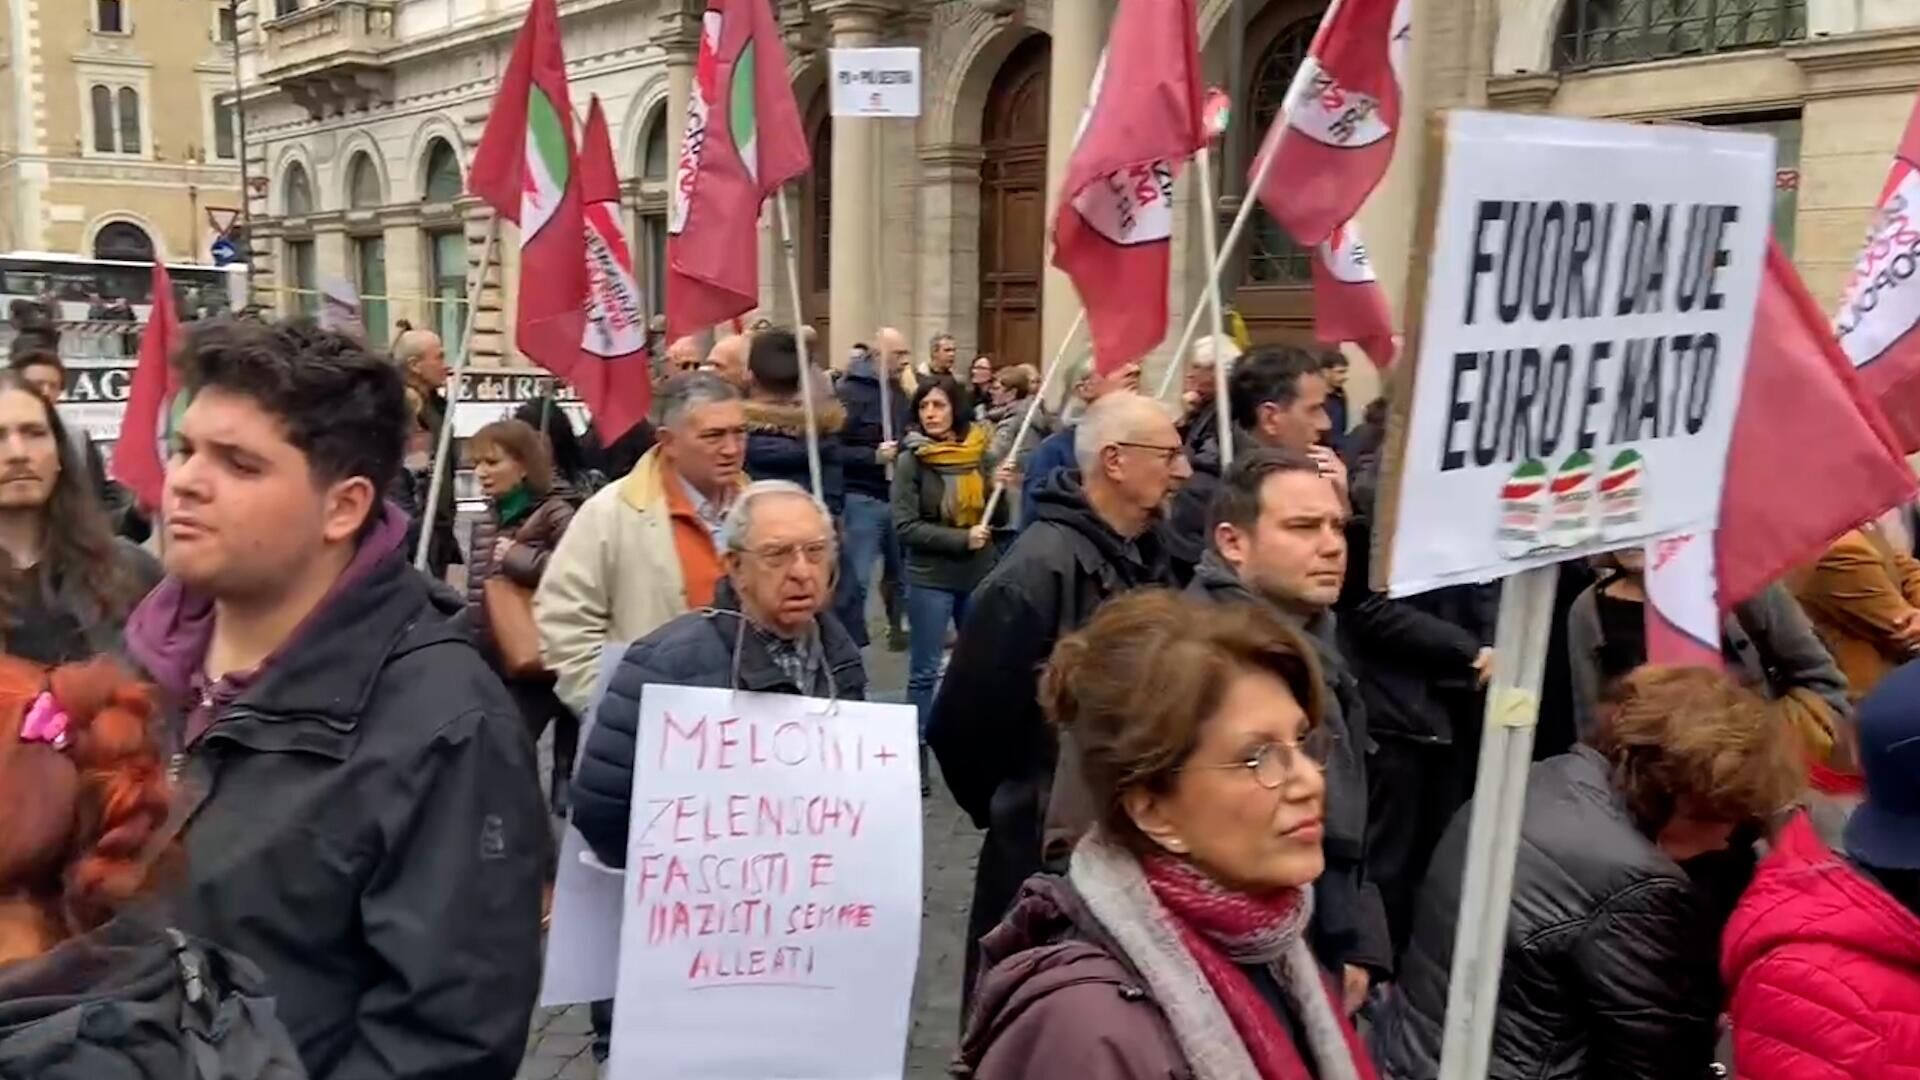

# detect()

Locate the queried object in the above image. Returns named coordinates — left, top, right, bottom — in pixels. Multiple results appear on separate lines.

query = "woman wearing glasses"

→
left=893, top=376, right=1008, bottom=749
left=958, top=590, right=1379, bottom=1080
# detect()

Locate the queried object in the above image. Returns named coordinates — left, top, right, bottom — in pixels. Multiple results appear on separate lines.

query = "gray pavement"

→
left=517, top=611, right=981, bottom=1080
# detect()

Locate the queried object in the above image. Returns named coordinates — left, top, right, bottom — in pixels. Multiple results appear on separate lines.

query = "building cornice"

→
left=1786, top=27, right=1920, bottom=100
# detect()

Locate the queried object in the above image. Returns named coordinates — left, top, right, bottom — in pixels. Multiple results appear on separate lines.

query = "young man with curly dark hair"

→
left=122, top=316, right=548, bottom=1080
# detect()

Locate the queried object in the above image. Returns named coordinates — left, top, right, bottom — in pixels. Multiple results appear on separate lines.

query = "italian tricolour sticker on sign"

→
left=1834, top=166, right=1920, bottom=370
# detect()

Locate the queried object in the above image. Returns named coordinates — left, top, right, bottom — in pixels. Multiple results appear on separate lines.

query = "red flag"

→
left=1645, top=531, right=1725, bottom=669
left=1311, top=224, right=1396, bottom=368
left=1249, top=0, right=1411, bottom=247
left=1834, top=90, right=1920, bottom=452
left=1716, top=243, right=1917, bottom=607
left=111, top=263, right=180, bottom=510
left=666, top=0, right=810, bottom=342
left=1052, top=0, right=1205, bottom=374
left=468, top=0, right=589, bottom=377
left=577, top=96, right=653, bottom=442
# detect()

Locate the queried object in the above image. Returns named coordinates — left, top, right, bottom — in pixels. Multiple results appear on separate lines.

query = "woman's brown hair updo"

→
left=1039, top=589, right=1326, bottom=853
left=0, top=656, right=174, bottom=946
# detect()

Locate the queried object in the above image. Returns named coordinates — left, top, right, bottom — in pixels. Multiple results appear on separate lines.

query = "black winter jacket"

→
left=1185, top=551, right=1392, bottom=975
left=1372, top=747, right=1722, bottom=1080
left=834, top=358, right=909, bottom=502
left=0, top=918, right=306, bottom=1080
left=744, top=397, right=848, bottom=515
left=573, top=582, right=867, bottom=867
left=929, top=469, right=1177, bottom=831
left=153, top=556, right=548, bottom=1080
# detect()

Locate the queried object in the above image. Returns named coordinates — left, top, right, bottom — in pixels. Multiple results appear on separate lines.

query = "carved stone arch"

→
left=336, top=131, right=390, bottom=209
left=85, top=212, right=165, bottom=263
left=271, top=144, right=319, bottom=217
left=404, top=116, right=466, bottom=201
left=928, top=14, right=1045, bottom=148
left=618, top=72, right=670, bottom=176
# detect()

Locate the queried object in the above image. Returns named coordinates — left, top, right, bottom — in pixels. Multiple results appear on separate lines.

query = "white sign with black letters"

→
left=829, top=48, right=921, bottom=118
left=1378, top=111, right=1775, bottom=596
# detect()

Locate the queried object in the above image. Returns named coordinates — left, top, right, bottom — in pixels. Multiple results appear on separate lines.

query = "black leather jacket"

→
left=1372, top=747, right=1722, bottom=1080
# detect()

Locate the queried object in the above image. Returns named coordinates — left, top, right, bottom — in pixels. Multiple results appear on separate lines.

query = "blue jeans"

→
left=836, top=492, right=902, bottom=648
left=907, top=584, right=973, bottom=737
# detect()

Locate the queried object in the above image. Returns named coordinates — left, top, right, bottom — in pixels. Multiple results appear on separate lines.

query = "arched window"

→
left=1557, top=0, right=1806, bottom=71
left=283, top=162, right=314, bottom=216
left=423, top=138, right=462, bottom=202
left=91, top=85, right=116, bottom=153
left=116, top=88, right=141, bottom=153
left=641, top=105, right=669, bottom=182
left=93, top=221, right=154, bottom=262
left=347, top=152, right=384, bottom=209
left=1244, top=18, right=1316, bottom=286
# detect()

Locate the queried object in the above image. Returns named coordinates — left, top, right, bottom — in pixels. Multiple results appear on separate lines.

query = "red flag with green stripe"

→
left=468, top=0, right=588, bottom=378
left=665, top=0, right=810, bottom=341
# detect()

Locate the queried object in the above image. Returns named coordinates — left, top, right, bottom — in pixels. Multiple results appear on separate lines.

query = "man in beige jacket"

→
left=535, top=372, right=749, bottom=716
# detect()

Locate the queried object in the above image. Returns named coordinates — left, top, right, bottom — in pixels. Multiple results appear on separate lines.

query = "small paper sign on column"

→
left=609, top=684, right=922, bottom=1080
left=1374, top=111, right=1776, bottom=597
left=829, top=47, right=921, bottom=118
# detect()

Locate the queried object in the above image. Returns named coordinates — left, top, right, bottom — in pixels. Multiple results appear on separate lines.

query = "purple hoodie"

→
left=125, top=503, right=413, bottom=746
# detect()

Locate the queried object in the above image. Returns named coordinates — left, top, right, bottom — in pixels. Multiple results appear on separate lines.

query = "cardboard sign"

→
left=829, top=48, right=921, bottom=118
left=1375, top=111, right=1774, bottom=596
left=610, top=684, right=921, bottom=1080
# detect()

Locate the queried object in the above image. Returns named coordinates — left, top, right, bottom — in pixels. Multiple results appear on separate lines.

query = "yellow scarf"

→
left=915, top=425, right=990, bottom=528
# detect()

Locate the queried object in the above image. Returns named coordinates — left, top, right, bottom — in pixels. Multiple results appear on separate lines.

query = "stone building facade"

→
left=0, top=0, right=243, bottom=264
left=229, top=0, right=1920, bottom=404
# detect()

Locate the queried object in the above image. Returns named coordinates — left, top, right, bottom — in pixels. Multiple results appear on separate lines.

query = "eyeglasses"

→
left=1182, top=728, right=1338, bottom=789
left=1114, top=441, right=1185, bottom=466
left=738, top=539, right=834, bottom=568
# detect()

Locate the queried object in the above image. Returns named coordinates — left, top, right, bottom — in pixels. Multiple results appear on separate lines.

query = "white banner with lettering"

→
left=829, top=48, right=922, bottom=118
left=610, top=684, right=922, bottom=1080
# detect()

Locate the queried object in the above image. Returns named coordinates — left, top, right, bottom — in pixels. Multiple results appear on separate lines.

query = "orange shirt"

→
left=660, top=464, right=726, bottom=609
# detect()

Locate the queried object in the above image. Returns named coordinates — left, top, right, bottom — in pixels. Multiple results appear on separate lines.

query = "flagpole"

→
left=1194, top=145, right=1235, bottom=468
left=1154, top=126, right=1284, bottom=402
left=773, top=189, right=826, bottom=503
left=980, top=309, right=1086, bottom=526
left=415, top=213, right=501, bottom=572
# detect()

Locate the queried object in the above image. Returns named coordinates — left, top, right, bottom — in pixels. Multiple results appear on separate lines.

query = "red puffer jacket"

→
left=1721, top=813, right=1920, bottom=1078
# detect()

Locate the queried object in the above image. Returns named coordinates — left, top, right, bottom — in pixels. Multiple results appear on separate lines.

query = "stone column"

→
left=379, top=207, right=425, bottom=331
left=1040, top=0, right=1112, bottom=381
left=821, top=2, right=889, bottom=361
left=313, top=221, right=350, bottom=293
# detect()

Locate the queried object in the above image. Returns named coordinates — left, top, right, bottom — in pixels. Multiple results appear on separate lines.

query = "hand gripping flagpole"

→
left=1154, top=124, right=1285, bottom=402
left=415, top=213, right=501, bottom=572
left=773, top=189, right=826, bottom=503
left=1193, top=144, right=1235, bottom=468
left=980, top=309, right=1087, bottom=526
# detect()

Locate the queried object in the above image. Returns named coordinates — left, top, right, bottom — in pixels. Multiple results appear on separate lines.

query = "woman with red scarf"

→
left=957, top=590, right=1377, bottom=1080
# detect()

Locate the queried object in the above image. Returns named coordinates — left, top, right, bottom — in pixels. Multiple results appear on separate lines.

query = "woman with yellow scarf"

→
left=894, top=376, right=1005, bottom=756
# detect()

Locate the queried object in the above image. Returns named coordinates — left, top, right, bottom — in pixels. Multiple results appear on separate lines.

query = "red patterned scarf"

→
left=1141, top=851, right=1379, bottom=1080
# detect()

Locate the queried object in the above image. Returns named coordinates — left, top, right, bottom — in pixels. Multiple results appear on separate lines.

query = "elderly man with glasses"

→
left=571, top=479, right=869, bottom=870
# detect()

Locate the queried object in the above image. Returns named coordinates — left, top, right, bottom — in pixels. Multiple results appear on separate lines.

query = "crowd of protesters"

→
left=3, top=292, right=1920, bottom=1080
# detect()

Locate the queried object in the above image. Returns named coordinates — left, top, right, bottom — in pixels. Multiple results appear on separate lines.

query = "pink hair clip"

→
left=21, top=691, right=69, bottom=750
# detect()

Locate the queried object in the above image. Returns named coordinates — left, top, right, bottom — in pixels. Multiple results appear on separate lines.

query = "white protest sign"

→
left=829, top=48, right=921, bottom=118
left=1377, top=111, right=1774, bottom=596
left=610, top=684, right=921, bottom=1080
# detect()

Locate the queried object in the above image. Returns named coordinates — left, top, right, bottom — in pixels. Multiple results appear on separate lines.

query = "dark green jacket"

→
left=890, top=446, right=1002, bottom=593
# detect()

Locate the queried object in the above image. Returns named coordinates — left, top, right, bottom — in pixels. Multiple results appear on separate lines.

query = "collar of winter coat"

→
left=123, top=503, right=452, bottom=731
left=1189, top=550, right=1345, bottom=672
left=1722, top=812, right=1920, bottom=987
left=745, top=396, right=847, bottom=438
left=620, top=445, right=748, bottom=515
left=1031, top=469, right=1170, bottom=580
left=702, top=578, right=864, bottom=695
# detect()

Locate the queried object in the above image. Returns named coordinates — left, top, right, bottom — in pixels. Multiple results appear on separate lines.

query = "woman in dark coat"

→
left=464, top=418, right=580, bottom=814
left=1372, top=667, right=1806, bottom=1080
left=960, top=591, right=1378, bottom=1080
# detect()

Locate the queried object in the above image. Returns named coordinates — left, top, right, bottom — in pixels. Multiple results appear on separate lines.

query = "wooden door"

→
left=800, top=93, right=832, bottom=351
left=978, top=37, right=1050, bottom=369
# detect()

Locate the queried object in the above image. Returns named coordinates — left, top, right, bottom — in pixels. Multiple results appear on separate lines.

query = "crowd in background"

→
left=2, top=294, right=1919, bottom=1080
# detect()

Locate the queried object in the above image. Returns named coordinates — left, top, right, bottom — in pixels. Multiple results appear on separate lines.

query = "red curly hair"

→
left=0, top=655, right=173, bottom=951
